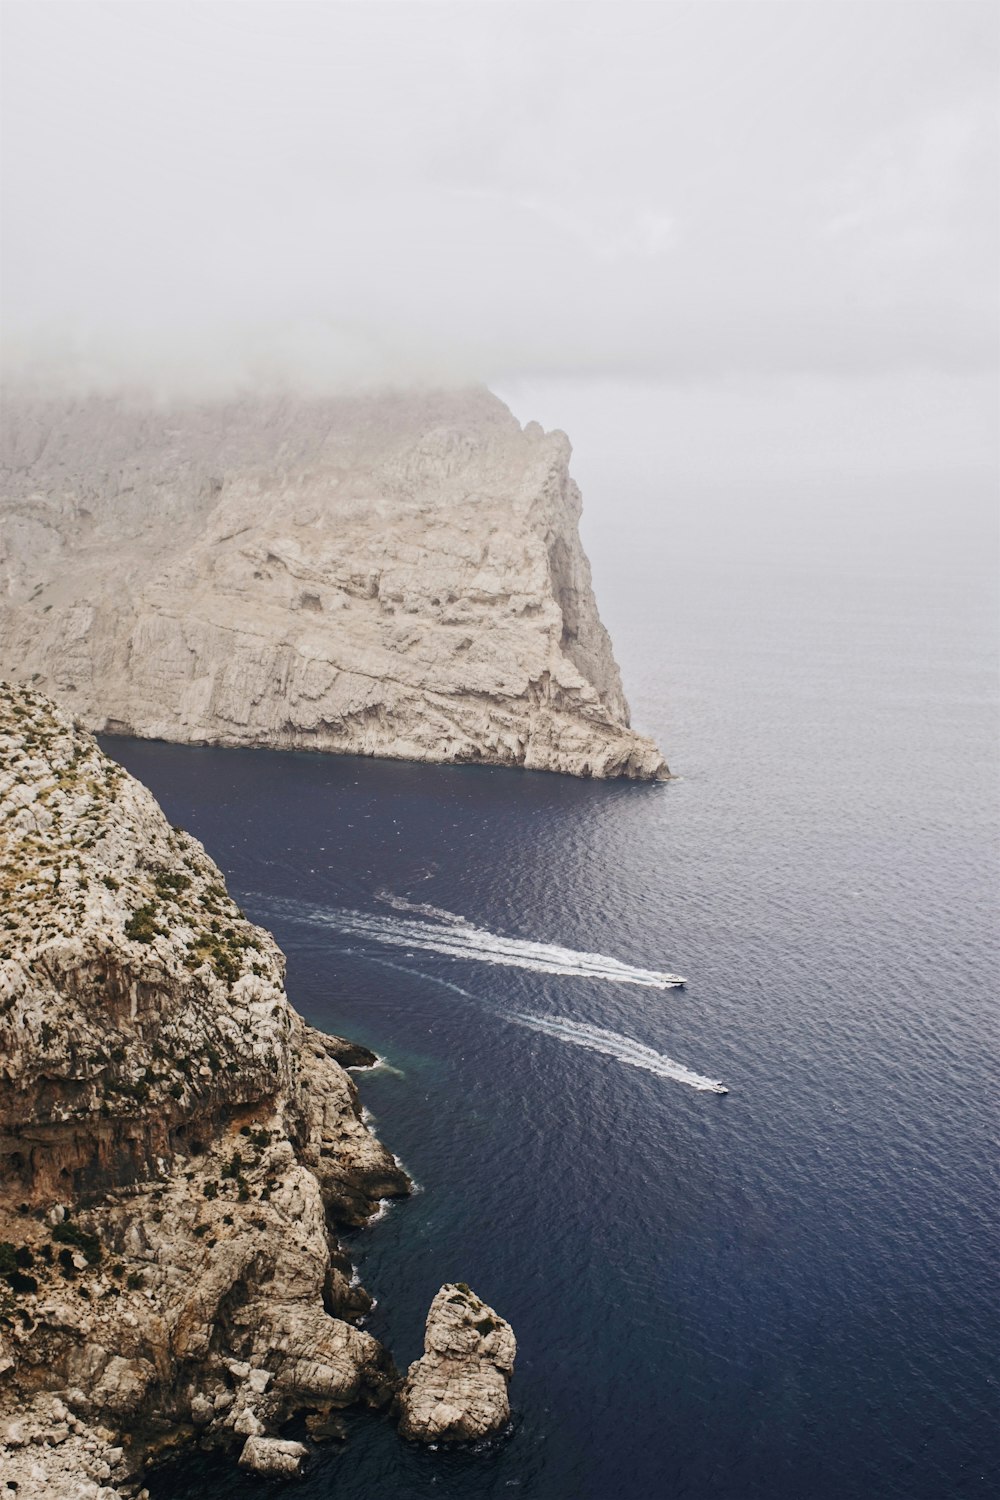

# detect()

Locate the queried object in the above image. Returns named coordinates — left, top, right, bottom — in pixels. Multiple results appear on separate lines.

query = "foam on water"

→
left=509, top=1012, right=729, bottom=1093
left=375, top=889, right=472, bottom=926
left=260, top=894, right=686, bottom=989
left=349, top=952, right=726, bottom=1094
left=352, top=949, right=482, bottom=1003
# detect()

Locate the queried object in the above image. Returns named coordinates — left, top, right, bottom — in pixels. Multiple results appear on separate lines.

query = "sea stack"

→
left=0, top=389, right=667, bottom=780
left=0, top=680, right=408, bottom=1491
left=397, top=1283, right=516, bottom=1443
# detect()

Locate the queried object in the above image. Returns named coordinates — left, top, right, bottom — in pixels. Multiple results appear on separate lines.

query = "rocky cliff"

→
left=0, top=388, right=666, bottom=779
left=0, top=680, right=411, bottom=1494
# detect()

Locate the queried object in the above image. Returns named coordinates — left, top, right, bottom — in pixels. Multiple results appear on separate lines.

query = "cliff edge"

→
left=0, top=388, right=667, bottom=780
left=0, top=680, right=410, bottom=1494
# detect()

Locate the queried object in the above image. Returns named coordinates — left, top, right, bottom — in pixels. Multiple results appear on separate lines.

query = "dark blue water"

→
left=124, top=471, right=998, bottom=1500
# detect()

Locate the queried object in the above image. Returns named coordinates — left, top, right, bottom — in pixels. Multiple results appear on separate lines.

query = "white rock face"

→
left=0, top=388, right=666, bottom=779
left=0, top=1396, right=124, bottom=1500
left=397, top=1283, right=516, bottom=1443
left=0, top=682, right=408, bottom=1494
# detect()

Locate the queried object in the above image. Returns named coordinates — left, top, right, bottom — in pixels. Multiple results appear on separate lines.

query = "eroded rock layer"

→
left=0, top=681, right=409, bottom=1494
left=0, top=388, right=666, bottom=779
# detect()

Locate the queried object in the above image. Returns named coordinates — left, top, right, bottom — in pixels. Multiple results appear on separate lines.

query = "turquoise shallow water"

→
left=123, top=471, right=998, bottom=1500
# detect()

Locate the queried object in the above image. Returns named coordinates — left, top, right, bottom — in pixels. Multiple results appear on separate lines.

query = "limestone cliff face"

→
left=0, top=389, right=666, bottom=780
left=0, top=681, right=409, bottom=1493
left=397, top=1283, right=516, bottom=1444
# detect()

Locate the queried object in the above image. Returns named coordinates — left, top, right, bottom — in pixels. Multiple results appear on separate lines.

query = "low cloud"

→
left=1, top=1, right=996, bottom=396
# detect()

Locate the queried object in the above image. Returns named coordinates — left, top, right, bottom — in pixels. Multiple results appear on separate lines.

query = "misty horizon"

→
left=2, top=2, right=997, bottom=391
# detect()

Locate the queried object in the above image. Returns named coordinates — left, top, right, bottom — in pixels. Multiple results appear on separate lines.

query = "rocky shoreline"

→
left=0, top=681, right=514, bottom=1495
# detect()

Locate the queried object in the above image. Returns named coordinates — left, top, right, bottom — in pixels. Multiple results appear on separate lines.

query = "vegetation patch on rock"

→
left=0, top=680, right=412, bottom=1492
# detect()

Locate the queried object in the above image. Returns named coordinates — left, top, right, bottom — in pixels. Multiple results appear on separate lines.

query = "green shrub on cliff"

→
left=4, top=1269, right=37, bottom=1295
left=153, top=869, right=191, bottom=898
left=211, top=948, right=241, bottom=983
left=124, top=903, right=163, bottom=944
left=52, top=1219, right=102, bottom=1264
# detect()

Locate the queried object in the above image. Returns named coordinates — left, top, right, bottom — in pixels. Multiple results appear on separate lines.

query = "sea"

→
left=114, top=436, right=998, bottom=1499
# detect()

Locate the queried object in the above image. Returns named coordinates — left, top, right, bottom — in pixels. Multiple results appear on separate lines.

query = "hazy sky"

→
left=2, top=0, right=997, bottom=396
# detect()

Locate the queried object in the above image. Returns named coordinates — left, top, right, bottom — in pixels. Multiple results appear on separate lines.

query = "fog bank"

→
left=2, top=2, right=996, bottom=396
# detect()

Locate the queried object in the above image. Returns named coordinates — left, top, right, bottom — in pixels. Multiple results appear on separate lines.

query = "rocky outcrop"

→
left=0, top=1396, right=127, bottom=1500
left=0, top=680, right=410, bottom=1492
left=0, top=388, right=666, bottom=780
left=237, top=1435, right=309, bottom=1477
left=397, top=1283, right=516, bottom=1443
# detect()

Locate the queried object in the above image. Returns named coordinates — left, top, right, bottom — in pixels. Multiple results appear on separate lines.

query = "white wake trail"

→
left=356, top=956, right=727, bottom=1094
left=375, top=890, right=471, bottom=926
left=244, top=894, right=723, bottom=1091
left=509, top=1013, right=729, bottom=1093
left=300, top=902, right=686, bottom=989
left=302, top=950, right=728, bottom=1097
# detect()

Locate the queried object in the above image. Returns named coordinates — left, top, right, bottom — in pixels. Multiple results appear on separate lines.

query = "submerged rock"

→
left=0, top=389, right=667, bottom=781
left=304, top=1405, right=349, bottom=1441
left=397, top=1283, right=516, bottom=1443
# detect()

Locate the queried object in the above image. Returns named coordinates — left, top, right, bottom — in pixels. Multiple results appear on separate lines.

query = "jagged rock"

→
left=238, top=1435, right=309, bottom=1477
left=318, top=1033, right=380, bottom=1070
left=189, top=1393, right=214, bottom=1426
left=0, top=682, right=408, bottom=1490
left=0, top=389, right=667, bottom=781
left=397, top=1283, right=516, bottom=1443
left=0, top=1396, right=126, bottom=1498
